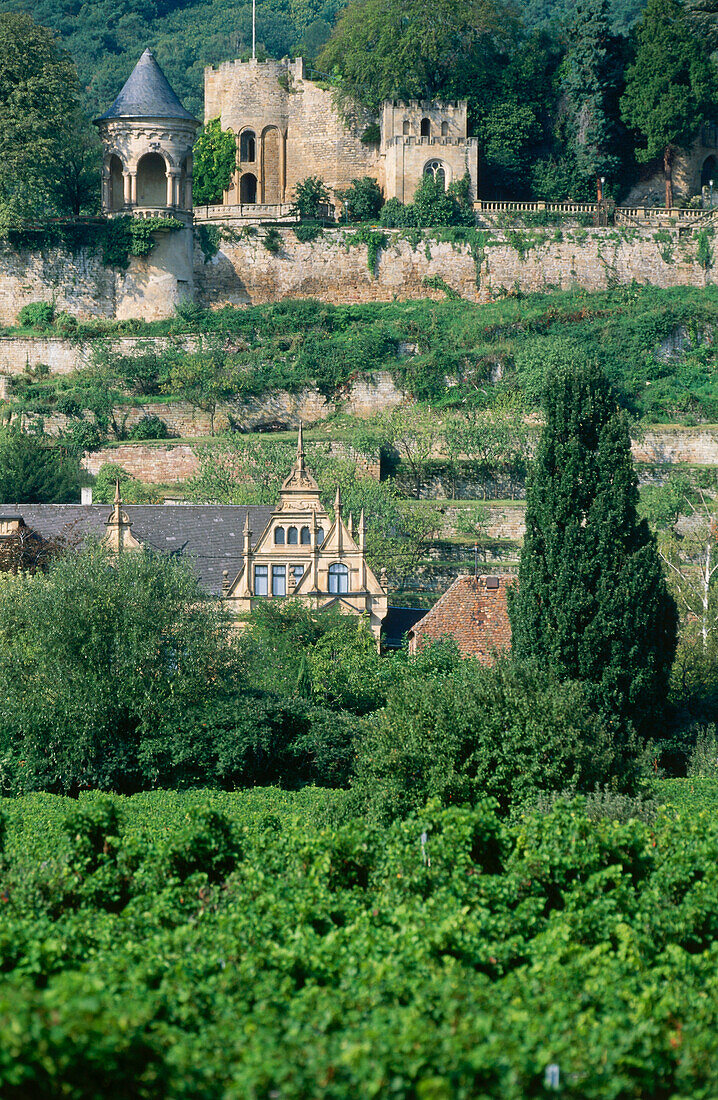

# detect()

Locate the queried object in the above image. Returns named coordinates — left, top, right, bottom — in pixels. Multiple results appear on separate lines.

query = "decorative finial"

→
left=297, top=421, right=305, bottom=460
left=244, top=511, right=251, bottom=534
left=347, top=512, right=354, bottom=537
left=114, top=477, right=121, bottom=505
left=334, top=485, right=341, bottom=517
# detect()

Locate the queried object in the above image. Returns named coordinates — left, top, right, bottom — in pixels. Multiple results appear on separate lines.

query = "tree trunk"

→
left=664, top=147, right=673, bottom=209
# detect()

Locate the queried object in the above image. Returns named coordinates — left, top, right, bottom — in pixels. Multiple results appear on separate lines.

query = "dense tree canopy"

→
left=0, top=428, right=81, bottom=503
left=621, top=0, right=718, bottom=205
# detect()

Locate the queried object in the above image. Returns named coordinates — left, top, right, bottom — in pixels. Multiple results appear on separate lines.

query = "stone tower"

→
left=94, top=49, right=201, bottom=320
left=95, top=48, right=200, bottom=216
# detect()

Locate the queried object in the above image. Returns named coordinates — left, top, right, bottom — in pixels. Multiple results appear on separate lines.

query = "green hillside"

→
left=0, top=0, right=647, bottom=119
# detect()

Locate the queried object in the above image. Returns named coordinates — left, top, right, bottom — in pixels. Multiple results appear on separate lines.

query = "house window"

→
left=274, top=527, right=285, bottom=545
left=328, top=562, right=349, bottom=594
left=300, top=525, right=311, bottom=545
left=441, top=120, right=448, bottom=136
left=288, top=526, right=298, bottom=544
left=272, top=565, right=286, bottom=596
left=292, top=564, right=305, bottom=585
left=317, top=527, right=325, bottom=545
left=254, top=564, right=268, bottom=596
left=420, top=117, right=431, bottom=137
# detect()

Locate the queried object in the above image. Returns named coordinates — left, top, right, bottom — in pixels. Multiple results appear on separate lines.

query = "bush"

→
left=164, top=806, right=240, bottom=883
left=17, top=301, right=55, bottom=329
left=291, top=175, right=332, bottom=220
left=127, top=415, right=169, bottom=441
left=379, top=197, right=419, bottom=228
left=337, top=176, right=384, bottom=222
left=293, top=221, right=323, bottom=243
left=353, top=655, right=623, bottom=822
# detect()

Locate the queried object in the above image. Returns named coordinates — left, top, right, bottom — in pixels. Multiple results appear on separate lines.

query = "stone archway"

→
left=137, top=152, right=167, bottom=207
left=240, top=173, right=257, bottom=203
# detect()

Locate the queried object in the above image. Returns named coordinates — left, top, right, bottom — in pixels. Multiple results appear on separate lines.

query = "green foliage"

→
left=292, top=220, right=323, bottom=242
left=17, top=301, right=55, bottom=329
left=346, top=225, right=387, bottom=272
left=196, top=224, right=221, bottom=261
left=0, top=547, right=240, bottom=794
left=697, top=227, right=714, bottom=269
left=319, top=0, right=513, bottom=114
left=336, top=176, right=384, bottom=222
left=510, top=360, right=678, bottom=735
left=354, top=655, right=621, bottom=821
left=192, top=118, right=237, bottom=206
left=0, top=12, right=93, bottom=230
left=7, top=787, right=718, bottom=1094
left=291, top=175, right=332, bottom=220
left=0, top=427, right=81, bottom=503
left=621, top=0, right=717, bottom=204
left=360, top=123, right=380, bottom=144
left=127, top=414, right=169, bottom=441
left=263, top=226, right=282, bottom=253
left=92, top=462, right=156, bottom=503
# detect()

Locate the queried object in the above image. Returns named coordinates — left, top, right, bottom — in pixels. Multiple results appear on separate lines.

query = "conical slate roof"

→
left=97, top=48, right=196, bottom=121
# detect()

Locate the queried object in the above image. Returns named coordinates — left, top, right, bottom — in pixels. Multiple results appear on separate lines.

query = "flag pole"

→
left=252, top=0, right=256, bottom=58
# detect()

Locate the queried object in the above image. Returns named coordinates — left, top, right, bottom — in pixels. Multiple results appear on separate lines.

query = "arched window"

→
left=300, top=526, right=311, bottom=545
left=240, top=130, right=256, bottom=162
left=240, top=173, right=257, bottom=203
left=317, top=527, right=325, bottom=546
left=288, top=526, right=298, bottom=545
left=136, top=152, right=167, bottom=207
left=420, top=117, right=431, bottom=138
left=424, top=160, right=447, bottom=189
left=441, top=120, right=448, bottom=137
left=274, top=527, right=285, bottom=545
left=109, top=154, right=124, bottom=211
left=403, top=119, right=410, bottom=135
left=328, top=562, right=349, bottom=594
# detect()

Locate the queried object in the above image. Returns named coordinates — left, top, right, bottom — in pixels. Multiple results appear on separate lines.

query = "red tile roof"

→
left=408, top=573, right=513, bottom=663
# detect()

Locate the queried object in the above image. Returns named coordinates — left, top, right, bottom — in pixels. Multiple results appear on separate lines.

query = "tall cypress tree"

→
left=509, top=362, right=677, bottom=735
left=562, top=0, right=623, bottom=193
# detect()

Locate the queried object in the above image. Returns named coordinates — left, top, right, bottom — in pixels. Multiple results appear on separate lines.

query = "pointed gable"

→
left=409, top=574, right=513, bottom=664
left=97, top=48, right=197, bottom=122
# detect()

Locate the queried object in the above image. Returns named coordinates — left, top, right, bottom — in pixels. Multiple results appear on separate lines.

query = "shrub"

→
left=17, top=301, right=55, bottom=329
left=379, top=197, right=419, bottom=228
left=360, top=123, right=381, bottom=145
left=293, top=221, right=323, bottom=243
left=291, top=175, right=332, bottom=220
left=337, top=176, right=384, bottom=222
left=127, top=415, right=169, bottom=441
left=164, top=806, right=240, bottom=883
left=353, top=655, right=621, bottom=822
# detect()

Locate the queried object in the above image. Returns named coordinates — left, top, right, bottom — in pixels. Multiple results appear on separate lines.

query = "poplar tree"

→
left=509, top=361, right=677, bottom=735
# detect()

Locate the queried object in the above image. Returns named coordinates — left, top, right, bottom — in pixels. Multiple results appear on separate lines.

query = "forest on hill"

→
left=0, top=0, right=647, bottom=119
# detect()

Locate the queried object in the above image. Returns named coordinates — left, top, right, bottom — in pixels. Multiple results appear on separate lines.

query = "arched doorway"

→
left=136, top=152, right=167, bottom=207
left=240, top=173, right=257, bottom=203
left=424, top=159, right=447, bottom=189
left=702, top=155, right=718, bottom=191
left=420, top=117, right=431, bottom=137
left=108, top=154, right=124, bottom=211
left=240, top=130, right=256, bottom=162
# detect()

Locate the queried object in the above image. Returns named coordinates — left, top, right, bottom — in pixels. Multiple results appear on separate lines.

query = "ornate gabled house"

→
left=224, top=427, right=388, bottom=640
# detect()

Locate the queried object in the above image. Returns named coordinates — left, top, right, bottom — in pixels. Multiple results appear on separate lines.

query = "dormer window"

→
left=300, top=526, right=311, bottom=545
left=274, top=527, right=285, bottom=545
left=288, top=526, right=298, bottom=544
left=317, top=527, right=325, bottom=545
left=254, top=564, right=268, bottom=596
left=328, top=562, right=349, bottom=594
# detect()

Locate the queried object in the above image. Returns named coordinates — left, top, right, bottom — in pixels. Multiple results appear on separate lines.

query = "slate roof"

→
left=0, top=504, right=274, bottom=596
left=409, top=573, right=513, bottom=663
left=96, top=48, right=197, bottom=122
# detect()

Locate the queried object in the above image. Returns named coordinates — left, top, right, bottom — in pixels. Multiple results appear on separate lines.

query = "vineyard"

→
left=1, top=780, right=717, bottom=1098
